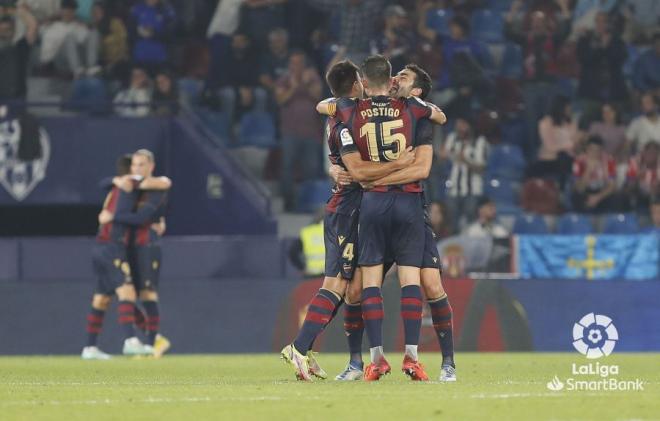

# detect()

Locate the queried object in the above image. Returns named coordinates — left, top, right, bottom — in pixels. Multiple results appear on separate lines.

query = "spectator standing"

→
left=625, top=141, right=660, bottom=211
left=571, top=136, right=619, bottom=213
left=220, top=32, right=263, bottom=122
left=206, top=0, right=243, bottom=91
left=275, top=51, right=322, bottom=211
left=463, top=197, right=509, bottom=239
left=504, top=0, right=572, bottom=155
left=371, top=5, right=414, bottom=74
left=632, top=33, right=660, bottom=95
left=419, top=12, right=491, bottom=117
left=129, top=0, right=176, bottom=70
left=152, top=70, right=179, bottom=116
left=114, top=67, right=152, bottom=117
left=309, top=0, right=384, bottom=64
left=39, top=0, right=99, bottom=78
left=240, top=0, right=287, bottom=49
left=0, top=6, right=37, bottom=100
left=91, top=1, right=128, bottom=79
left=258, top=28, right=290, bottom=95
left=439, top=117, right=489, bottom=232
left=576, top=12, right=627, bottom=124
left=622, top=0, right=660, bottom=43
left=588, top=102, right=627, bottom=161
left=626, top=93, right=660, bottom=153
left=533, top=95, right=583, bottom=187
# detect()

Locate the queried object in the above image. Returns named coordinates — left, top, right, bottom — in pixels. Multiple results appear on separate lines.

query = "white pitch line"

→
left=0, top=396, right=283, bottom=407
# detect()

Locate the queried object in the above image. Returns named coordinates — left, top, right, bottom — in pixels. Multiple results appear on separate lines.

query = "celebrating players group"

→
left=281, top=55, right=457, bottom=382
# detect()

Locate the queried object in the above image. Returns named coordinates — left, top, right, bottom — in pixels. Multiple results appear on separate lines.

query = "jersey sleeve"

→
left=414, top=118, right=433, bottom=146
left=333, top=97, right=357, bottom=123
left=337, top=123, right=358, bottom=156
left=406, top=96, right=433, bottom=120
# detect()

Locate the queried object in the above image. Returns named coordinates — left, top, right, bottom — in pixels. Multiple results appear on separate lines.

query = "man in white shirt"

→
left=626, top=93, right=660, bottom=153
left=463, top=197, right=509, bottom=239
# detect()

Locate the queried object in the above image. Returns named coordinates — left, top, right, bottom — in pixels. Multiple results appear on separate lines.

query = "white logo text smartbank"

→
left=547, top=313, right=644, bottom=392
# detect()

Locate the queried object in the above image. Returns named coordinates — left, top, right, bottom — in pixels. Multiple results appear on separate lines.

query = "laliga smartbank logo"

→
left=546, top=313, right=644, bottom=392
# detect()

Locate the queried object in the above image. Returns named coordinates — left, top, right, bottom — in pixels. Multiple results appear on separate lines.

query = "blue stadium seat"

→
left=296, top=179, right=333, bottom=213
left=486, top=144, right=526, bottom=181
left=471, top=10, right=504, bottom=43
left=486, top=0, right=518, bottom=12
left=500, top=43, right=523, bottom=79
left=557, top=213, right=593, bottom=234
left=426, top=8, right=454, bottom=37
left=68, top=77, right=108, bottom=113
left=602, top=213, right=639, bottom=234
left=195, top=107, right=231, bottom=144
left=623, top=45, right=647, bottom=80
left=513, top=213, right=549, bottom=234
left=178, top=78, right=203, bottom=105
left=500, top=117, right=526, bottom=147
left=485, top=178, right=519, bottom=205
left=237, top=111, right=277, bottom=148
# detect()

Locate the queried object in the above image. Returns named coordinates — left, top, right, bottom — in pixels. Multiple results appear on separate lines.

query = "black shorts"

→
left=422, top=207, right=442, bottom=270
left=129, top=244, right=162, bottom=292
left=324, top=209, right=359, bottom=280
left=92, top=243, right=132, bottom=295
left=358, top=192, right=425, bottom=268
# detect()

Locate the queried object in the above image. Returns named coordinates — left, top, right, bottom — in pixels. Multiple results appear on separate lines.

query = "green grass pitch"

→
left=1, top=353, right=658, bottom=420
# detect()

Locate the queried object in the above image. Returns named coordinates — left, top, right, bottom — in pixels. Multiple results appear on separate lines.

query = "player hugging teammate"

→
left=282, top=55, right=456, bottom=382
left=81, top=149, right=171, bottom=360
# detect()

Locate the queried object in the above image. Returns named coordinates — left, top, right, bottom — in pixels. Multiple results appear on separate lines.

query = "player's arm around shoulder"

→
left=407, top=96, right=447, bottom=125
left=140, top=176, right=172, bottom=191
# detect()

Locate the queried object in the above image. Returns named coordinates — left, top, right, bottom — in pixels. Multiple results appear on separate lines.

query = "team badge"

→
left=338, top=235, right=346, bottom=245
left=0, top=119, right=50, bottom=201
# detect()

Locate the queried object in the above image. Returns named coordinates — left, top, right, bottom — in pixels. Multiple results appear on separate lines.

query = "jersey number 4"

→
left=360, top=119, right=406, bottom=162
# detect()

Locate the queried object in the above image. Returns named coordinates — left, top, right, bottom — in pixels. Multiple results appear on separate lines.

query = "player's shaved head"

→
left=326, top=60, right=360, bottom=97
left=116, top=154, right=132, bottom=176
left=361, top=55, right=392, bottom=89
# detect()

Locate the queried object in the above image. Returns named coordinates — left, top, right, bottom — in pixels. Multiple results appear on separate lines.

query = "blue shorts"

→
left=324, top=209, right=359, bottom=280
left=92, top=243, right=132, bottom=295
left=358, top=192, right=425, bottom=268
left=129, top=244, right=161, bottom=292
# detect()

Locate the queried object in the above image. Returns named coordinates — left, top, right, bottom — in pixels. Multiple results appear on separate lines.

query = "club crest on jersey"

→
left=340, top=128, right=353, bottom=146
left=0, top=119, right=51, bottom=202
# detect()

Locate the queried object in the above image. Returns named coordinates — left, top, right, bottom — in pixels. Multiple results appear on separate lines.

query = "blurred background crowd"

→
left=1, top=0, right=659, bottom=236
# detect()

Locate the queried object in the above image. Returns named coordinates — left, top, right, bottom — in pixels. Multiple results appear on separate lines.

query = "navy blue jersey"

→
left=97, top=187, right=139, bottom=244
left=114, top=190, right=168, bottom=246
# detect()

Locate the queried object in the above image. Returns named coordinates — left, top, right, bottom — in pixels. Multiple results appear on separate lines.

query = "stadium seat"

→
left=178, top=78, right=203, bottom=105
left=237, top=111, right=277, bottom=148
left=513, top=213, right=549, bottom=234
left=486, top=0, right=517, bottom=12
left=520, top=178, right=561, bottom=215
left=296, top=179, right=333, bottom=213
left=486, top=179, right=521, bottom=216
left=471, top=10, right=504, bottom=43
left=499, top=116, right=526, bottom=146
left=499, top=43, right=523, bottom=79
left=67, top=77, right=108, bottom=113
left=486, top=144, right=526, bottom=181
left=557, top=213, right=593, bottom=234
left=426, top=8, right=454, bottom=37
left=195, top=107, right=231, bottom=144
left=602, top=213, right=639, bottom=234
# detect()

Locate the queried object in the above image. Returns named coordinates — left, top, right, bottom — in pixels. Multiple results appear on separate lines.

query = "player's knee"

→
left=398, top=266, right=421, bottom=287
left=92, top=294, right=112, bottom=310
left=139, top=289, right=158, bottom=302
left=421, top=269, right=445, bottom=298
left=321, top=276, right=346, bottom=297
left=345, top=283, right=361, bottom=304
left=116, top=284, right=136, bottom=301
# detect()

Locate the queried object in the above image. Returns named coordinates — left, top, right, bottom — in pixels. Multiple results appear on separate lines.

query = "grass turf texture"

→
left=0, top=353, right=658, bottom=421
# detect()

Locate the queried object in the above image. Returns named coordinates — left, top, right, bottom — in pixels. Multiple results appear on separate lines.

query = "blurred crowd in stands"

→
left=1, top=0, right=659, bottom=230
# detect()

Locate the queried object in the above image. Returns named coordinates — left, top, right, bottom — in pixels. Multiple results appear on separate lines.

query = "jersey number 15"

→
left=360, top=119, right=406, bottom=162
